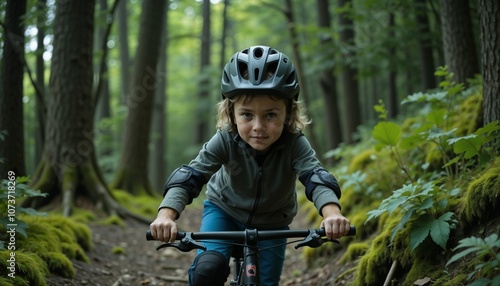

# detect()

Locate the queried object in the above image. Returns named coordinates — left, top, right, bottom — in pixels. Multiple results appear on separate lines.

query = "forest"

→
left=0, top=0, right=499, bottom=285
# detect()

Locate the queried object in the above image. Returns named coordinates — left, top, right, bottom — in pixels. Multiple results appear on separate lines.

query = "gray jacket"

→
left=159, top=130, right=341, bottom=228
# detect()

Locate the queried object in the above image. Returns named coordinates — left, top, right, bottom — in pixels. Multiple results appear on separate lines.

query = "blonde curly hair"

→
left=215, top=95, right=311, bottom=134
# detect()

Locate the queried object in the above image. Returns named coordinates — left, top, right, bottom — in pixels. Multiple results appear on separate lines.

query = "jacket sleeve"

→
left=292, top=134, right=342, bottom=215
left=158, top=131, right=229, bottom=216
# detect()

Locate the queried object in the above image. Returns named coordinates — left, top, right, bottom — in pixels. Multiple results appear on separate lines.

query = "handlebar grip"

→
left=347, top=226, right=356, bottom=236
left=146, top=230, right=154, bottom=240
left=146, top=230, right=187, bottom=241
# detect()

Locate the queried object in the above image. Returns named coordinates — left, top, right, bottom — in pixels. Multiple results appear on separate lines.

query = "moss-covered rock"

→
left=460, top=157, right=500, bottom=224
left=0, top=250, right=48, bottom=286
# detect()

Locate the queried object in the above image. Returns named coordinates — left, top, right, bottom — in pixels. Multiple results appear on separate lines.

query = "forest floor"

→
left=46, top=204, right=356, bottom=286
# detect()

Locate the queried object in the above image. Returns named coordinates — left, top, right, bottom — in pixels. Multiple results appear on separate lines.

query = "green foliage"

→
left=446, top=234, right=500, bottom=285
left=0, top=177, right=47, bottom=246
left=366, top=180, right=459, bottom=251
left=447, top=121, right=500, bottom=167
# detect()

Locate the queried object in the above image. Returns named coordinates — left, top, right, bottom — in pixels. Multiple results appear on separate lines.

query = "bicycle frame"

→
left=146, top=227, right=356, bottom=286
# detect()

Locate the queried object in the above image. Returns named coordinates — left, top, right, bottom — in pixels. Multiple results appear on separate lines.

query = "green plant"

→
left=446, top=233, right=500, bottom=286
left=0, top=176, right=47, bottom=249
left=366, top=180, right=459, bottom=251
left=446, top=120, right=500, bottom=168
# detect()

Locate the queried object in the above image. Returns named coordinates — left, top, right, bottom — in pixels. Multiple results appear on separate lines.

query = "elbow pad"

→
left=163, top=165, right=207, bottom=204
left=299, top=168, right=341, bottom=201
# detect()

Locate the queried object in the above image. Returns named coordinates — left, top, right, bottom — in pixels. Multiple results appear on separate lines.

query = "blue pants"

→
left=188, top=200, right=287, bottom=286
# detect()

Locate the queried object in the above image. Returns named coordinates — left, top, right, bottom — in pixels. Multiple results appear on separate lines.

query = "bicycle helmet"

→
left=221, top=45, right=300, bottom=100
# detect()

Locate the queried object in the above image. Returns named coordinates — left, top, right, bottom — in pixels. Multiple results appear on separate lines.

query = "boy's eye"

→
left=266, top=113, right=277, bottom=119
left=242, top=113, right=253, bottom=119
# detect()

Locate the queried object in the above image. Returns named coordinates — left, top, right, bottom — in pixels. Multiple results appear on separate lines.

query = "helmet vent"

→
left=253, top=47, right=264, bottom=59
left=285, top=70, right=296, bottom=84
left=238, top=62, right=249, bottom=79
left=254, top=68, right=260, bottom=81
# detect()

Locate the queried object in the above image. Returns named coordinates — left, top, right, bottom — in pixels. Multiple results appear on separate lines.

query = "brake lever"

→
left=156, top=232, right=207, bottom=252
left=295, top=229, right=339, bottom=249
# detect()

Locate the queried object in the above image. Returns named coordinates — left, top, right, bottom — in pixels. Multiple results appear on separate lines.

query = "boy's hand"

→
left=149, top=208, right=178, bottom=243
left=320, top=203, right=350, bottom=240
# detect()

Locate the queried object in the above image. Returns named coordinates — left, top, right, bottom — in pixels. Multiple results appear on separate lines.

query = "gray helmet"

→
left=221, top=45, right=300, bottom=100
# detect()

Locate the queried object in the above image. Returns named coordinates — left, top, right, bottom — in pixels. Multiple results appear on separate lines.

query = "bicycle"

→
left=146, top=226, right=356, bottom=286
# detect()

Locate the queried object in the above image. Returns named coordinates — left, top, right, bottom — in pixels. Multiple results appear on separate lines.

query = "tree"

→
left=316, top=0, right=342, bottom=155
left=195, top=0, right=212, bottom=144
left=338, top=0, right=361, bottom=144
left=0, top=0, right=27, bottom=178
left=414, top=0, right=437, bottom=90
left=24, top=0, right=130, bottom=219
left=149, top=5, right=169, bottom=193
left=111, top=0, right=167, bottom=195
left=477, top=0, right=500, bottom=128
left=439, top=0, right=479, bottom=85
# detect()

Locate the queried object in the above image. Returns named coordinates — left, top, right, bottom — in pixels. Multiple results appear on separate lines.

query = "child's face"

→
left=233, top=95, right=287, bottom=152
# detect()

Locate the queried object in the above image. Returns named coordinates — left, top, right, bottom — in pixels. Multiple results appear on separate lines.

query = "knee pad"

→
left=189, top=250, right=229, bottom=286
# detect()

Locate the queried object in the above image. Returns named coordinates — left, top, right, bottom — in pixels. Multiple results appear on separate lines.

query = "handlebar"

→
left=146, top=226, right=356, bottom=241
left=146, top=226, right=356, bottom=252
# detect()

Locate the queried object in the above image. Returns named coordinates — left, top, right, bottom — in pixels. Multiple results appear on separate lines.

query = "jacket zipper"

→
left=246, top=166, right=263, bottom=225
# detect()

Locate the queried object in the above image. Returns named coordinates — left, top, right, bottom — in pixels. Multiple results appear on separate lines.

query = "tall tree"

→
left=195, top=0, right=212, bottom=144
left=338, top=0, right=361, bottom=144
left=111, top=0, right=167, bottom=195
left=35, top=0, right=47, bottom=165
left=316, top=0, right=342, bottom=155
left=282, top=0, right=322, bottom=154
left=24, top=0, right=130, bottom=218
left=439, top=0, right=479, bottom=85
left=477, top=0, right=500, bottom=128
left=149, top=5, right=169, bottom=193
left=117, top=0, right=131, bottom=104
left=414, top=0, right=437, bottom=90
left=387, top=11, right=398, bottom=119
left=0, top=0, right=27, bottom=178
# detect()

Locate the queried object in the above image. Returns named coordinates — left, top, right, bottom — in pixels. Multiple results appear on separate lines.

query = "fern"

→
left=447, top=234, right=500, bottom=285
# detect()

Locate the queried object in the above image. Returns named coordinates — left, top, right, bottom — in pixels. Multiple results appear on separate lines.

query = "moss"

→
left=453, top=91, right=483, bottom=136
left=0, top=250, right=48, bottom=286
left=402, top=256, right=442, bottom=285
left=70, top=207, right=97, bottom=223
left=348, top=149, right=377, bottom=172
left=112, top=189, right=161, bottom=219
left=461, top=158, right=500, bottom=224
left=352, top=221, right=394, bottom=286
left=112, top=246, right=126, bottom=255
left=40, top=252, right=75, bottom=278
left=434, top=273, right=468, bottom=286
left=99, top=214, right=126, bottom=227
left=339, top=242, right=369, bottom=263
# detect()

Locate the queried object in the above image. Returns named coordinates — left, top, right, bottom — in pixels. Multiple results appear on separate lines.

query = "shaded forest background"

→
left=1, top=0, right=500, bottom=285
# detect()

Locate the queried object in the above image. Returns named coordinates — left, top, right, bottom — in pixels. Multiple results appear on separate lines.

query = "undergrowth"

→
left=302, top=68, right=500, bottom=285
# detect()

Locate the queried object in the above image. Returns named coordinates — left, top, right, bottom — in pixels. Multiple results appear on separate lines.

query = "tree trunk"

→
left=35, top=0, right=47, bottom=166
left=414, top=0, right=437, bottom=90
left=387, top=12, right=398, bottom=119
left=111, top=0, right=167, bottom=195
left=24, top=0, right=138, bottom=220
left=283, top=0, right=322, bottom=155
left=95, top=0, right=111, bottom=121
left=338, top=0, right=361, bottom=144
left=118, top=0, right=131, bottom=105
left=439, top=0, right=479, bottom=85
left=316, top=0, right=342, bottom=160
left=0, top=0, right=27, bottom=178
left=149, top=5, right=169, bottom=193
left=196, top=0, right=212, bottom=144
left=478, top=0, right=500, bottom=129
